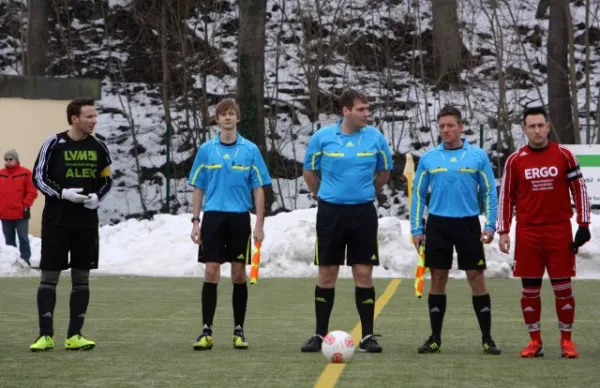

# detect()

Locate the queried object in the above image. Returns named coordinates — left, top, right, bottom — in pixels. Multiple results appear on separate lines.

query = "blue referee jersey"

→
left=303, top=120, right=393, bottom=205
left=410, top=139, right=497, bottom=235
left=187, top=133, right=272, bottom=212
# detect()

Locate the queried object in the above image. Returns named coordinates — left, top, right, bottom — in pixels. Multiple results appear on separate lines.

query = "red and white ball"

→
left=322, top=331, right=356, bottom=363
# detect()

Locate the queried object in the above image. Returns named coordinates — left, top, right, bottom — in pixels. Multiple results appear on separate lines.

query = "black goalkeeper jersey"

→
left=33, top=131, right=113, bottom=228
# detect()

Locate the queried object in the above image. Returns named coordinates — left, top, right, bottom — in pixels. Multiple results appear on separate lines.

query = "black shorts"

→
left=315, top=200, right=379, bottom=266
left=424, top=214, right=486, bottom=271
left=199, top=211, right=252, bottom=264
left=40, top=225, right=99, bottom=271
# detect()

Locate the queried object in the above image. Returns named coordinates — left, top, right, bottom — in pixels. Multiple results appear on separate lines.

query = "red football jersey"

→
left=498, top=141, right=590, bottom=233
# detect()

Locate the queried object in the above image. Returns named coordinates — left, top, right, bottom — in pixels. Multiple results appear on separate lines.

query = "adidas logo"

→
left=450, top=157, right=457, bottom=162
left=371, top=254, right=377, bottom=261
left=58, top=139, right=66, bottom=143
left=223, top=154, right=231, bottom=159
left=315, top=297, right=327, bottom=303
left=430, top=307, right=441, bottom=313
left=479, top=307, right=490, bottom=313
left=237, top=254, right=245, bottom=260
left=561, top=304, right=574, bottom=310
left=520, top=151, right=528, bottom=156
left=42, top=312, right=52, bottom=318
left=477, top=259, right=485, bottom=266
left=362, top=298, right=375, bottom=304
left=78, top=313, right=86, bottom=318
left=523, top=306, right=535, bottom=312
left=346, top=141, right=354, bottom=147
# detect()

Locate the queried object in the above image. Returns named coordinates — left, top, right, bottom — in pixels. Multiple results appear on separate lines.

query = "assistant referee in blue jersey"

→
left=187, top=99, right=272, bottom=351
left=410, top=105, right=501, bottom=355
left=301, top=89, right=393, bottom=353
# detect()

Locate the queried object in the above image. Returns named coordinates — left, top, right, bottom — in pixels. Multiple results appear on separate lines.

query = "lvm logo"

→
left=64, top=150, right=97, bottom=161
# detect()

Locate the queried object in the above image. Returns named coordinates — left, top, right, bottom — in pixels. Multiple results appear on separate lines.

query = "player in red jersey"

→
left=497, top=106, right=591, bottom=359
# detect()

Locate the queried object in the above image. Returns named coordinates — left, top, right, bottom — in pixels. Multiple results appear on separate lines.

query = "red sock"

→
left=553, top=280, right=575, bottom=342
left=521, top=287, right=542, bottom=342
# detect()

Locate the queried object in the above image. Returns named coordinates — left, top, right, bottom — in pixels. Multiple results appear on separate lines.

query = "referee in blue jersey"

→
left=410, top=105, right=501, bottom=355
left=187, top=99, right=272, bottom=351
left=301, top=89, right=393, bottom=353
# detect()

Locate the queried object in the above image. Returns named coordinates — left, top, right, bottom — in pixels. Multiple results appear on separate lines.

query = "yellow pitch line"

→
left=314, top=279, right=401, bottom=388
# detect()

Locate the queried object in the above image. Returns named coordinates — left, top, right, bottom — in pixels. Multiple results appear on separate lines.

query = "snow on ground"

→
left=1, top=209, right=599, bottom=279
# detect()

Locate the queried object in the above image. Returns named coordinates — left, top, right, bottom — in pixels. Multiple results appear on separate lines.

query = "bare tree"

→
left=237, top=0, right=272, bottom=210
left=565, top=5, right=580, bottom=144
left=432, top=0, right=462, bottom=88
left=194, top=2, right=227, bottom=146
left=546, top=0, right=573, bottom=143
left=51, top=0, right=77, bottom=76
left=236, top=0, right=267, bottom=150
left=293, top=0, right=346, bottom=122
left=597, top=88, right=600, bottom=144
left=583, top=0, right=596, bottom=143
left=264, top=0, right=291, bottom=211
left=479, top=1, right=514, bottom=156
left=100, top=1, right=150, bottom=216
left=160, top=0, right=174, bottom=211
left=414, top=0, right=433, bottom=139
left=26, top=0, right=49, bottom=75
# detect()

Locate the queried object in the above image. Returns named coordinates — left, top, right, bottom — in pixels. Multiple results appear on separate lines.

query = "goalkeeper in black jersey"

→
left=29, top=98, right=113, bottom=352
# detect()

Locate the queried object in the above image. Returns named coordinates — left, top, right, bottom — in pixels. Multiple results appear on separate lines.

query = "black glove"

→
left=571, top=226, right=591, bottom=254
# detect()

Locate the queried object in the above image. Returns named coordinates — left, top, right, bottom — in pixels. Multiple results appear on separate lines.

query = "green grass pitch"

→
left=1, top=277, right=599, bottom=388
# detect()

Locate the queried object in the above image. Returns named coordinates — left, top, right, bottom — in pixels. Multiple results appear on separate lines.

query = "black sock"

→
left=202, top=282, right=218, bottom=335
left=472, top=294, right=492, bottom=339
left=428, top=294, right=447, bottom=342
left=355, top=287, right=376, bottom=339
left=68, top=282, right=90, bottom=338
left=232, top=282, right=248, bottom=332
left=37, top=282, right=57, bottom=337
left=315, top=286, right=335, bottom=336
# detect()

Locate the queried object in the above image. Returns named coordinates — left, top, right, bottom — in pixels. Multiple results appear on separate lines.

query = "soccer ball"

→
left=322, top=331, right=356, bottom=363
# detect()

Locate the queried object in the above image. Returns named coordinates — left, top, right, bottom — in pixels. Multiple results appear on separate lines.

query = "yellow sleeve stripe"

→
left=311, top=152, right=322, bottom=170
left=414, top=170, right=427, bottom=230
left=252, top=165, right=263, bottom=186
left=479, top=171, right=491, bottom=220
left=379, top=150, right=389, bottom=170
left=99, top=166, right=111, bottom=177
left=190, top=164, right=205, bottom=184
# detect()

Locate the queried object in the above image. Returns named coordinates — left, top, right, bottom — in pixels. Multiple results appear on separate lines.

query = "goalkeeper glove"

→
left=571, top=226, right=591, bottom=253
left=83, top=193, right=99, bottom=210
left=61, top=188, right=87, bottom=204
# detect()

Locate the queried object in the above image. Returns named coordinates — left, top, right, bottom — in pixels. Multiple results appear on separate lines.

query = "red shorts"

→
left=513, top=222, right=575, bottom=278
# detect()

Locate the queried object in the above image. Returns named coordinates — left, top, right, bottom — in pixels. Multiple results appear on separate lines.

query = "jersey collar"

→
left=335, top=119, right=366, bottom=134
left=212, top=131, right=246, bottom=145
left=437, top=136, right=470, bottom=151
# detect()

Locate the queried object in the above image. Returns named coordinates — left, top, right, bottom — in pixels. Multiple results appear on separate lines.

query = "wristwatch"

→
left=191, top=216, right=200, bottom=223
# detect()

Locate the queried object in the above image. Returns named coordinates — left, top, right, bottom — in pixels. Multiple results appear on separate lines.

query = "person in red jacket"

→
left=497, top=106, right=591, bottom=359
left=0, top=149, right=38, bottom=265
